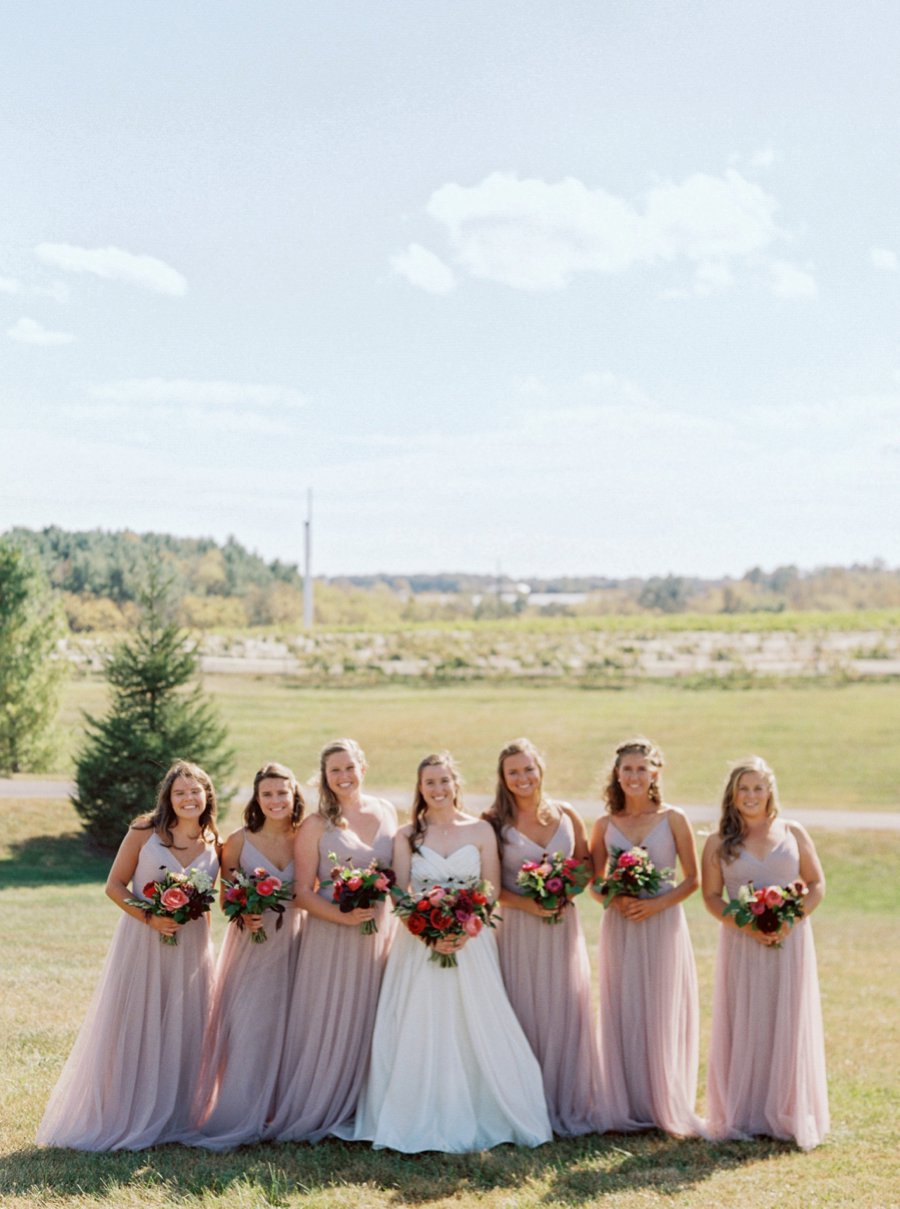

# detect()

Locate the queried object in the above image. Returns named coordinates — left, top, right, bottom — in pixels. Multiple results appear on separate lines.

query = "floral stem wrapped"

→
left=322, top=854, right=397, bottom=934
left=516, top=851, right=591, bottom=924
left=594, top=845, right=673, bottom=909
left=222, top=867, right=294, bottom=943
left=391, top=879, right=499, bottom=968
left=126, top=866, right=215, bottom=945
left=723, top=879, right=808, bottom=946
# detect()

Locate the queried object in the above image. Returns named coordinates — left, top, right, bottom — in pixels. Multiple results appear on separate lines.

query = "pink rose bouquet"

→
left=516, top=851, right=591, bottom=924
left=222, top=866, right=294, bottom=943
left=322, top=854, right=397, bottom=934
left=724, top=879, right=808, bottom=946
left=126, top=866, right=215, bottom=945
left=594, top=845, right=674, bottom=908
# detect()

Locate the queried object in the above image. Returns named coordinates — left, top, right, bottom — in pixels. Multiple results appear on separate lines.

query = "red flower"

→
left=407, top=914, right=427, bottom=935
left=143, top=881, right=158, bottom=897
left=471, top=891, right=488, bottom=905
left=256, top=877, right=280, bottom=897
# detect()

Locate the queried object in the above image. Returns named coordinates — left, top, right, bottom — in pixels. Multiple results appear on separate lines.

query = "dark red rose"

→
left=407, top=914, right=427, bottom=935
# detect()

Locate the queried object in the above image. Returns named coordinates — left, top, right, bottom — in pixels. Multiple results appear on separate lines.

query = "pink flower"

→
left=537, top=863, right=552, bottom=877
left=427, top=887, right=445, bottom=904
left=374, top=875, right=389, bottom=891
left=764, top=886, right=784, bottom=909
left=253, top=867, right=269, bottom=878
left=256, top=877, right=280, bottom=897
left=618, top=852, right=640, bottom=868
left=160, top=886, right=189, bottom=911
left=749, top=899, right=767, bottom=916
left=545, top=877, right=563, bottom=894
left=464, top=916, right=482, bottom=936
left=346, top=876, right=363, bottom=892
left=521, top=861, right=539, bottom=872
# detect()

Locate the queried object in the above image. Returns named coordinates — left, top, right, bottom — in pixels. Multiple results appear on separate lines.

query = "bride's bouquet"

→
left=222, top=866, right=294, bottom=943
left=323, top=854, right=397, bottom=934
left=392, top=880, right=498, bottom=968
left=594, top=845, right=673, bottom=908
left=516, top=852, right=591, bottom=923
left=724, top=879, right=808, bottom=946
left=126, top=866, right=216, bottom=945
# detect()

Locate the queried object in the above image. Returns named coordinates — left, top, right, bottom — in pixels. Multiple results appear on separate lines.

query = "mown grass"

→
left=1, top=797, right=899, bottom=1208
left=49, top=676, right=900, bottom=810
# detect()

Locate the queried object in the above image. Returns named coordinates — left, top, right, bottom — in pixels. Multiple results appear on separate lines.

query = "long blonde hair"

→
left=483, top=737, right=553, bottom=854
left=317, top=738, right=366, bottom=827
left=718, top=756, right=779, bottom=863
left=603, top=737, right=664, bottom=815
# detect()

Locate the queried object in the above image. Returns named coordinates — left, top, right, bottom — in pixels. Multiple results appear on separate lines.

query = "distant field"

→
left=1, top=797, right=898, bottom=1209
left=55, top=675, right=900, bottom=811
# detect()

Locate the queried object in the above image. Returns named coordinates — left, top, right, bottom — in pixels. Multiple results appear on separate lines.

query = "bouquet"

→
left=126, top=866, right=216, bottom=945
left=724, top=879, right=808, bottom=946
left=323, top=854, right=397, bottom=934
left=392, top=880, right=498, bottom=968
left=516, top=851, right=591, bottom=923
left=222, top=866, right=294, bottom=943
left=594, top=845, right=673, bottom=909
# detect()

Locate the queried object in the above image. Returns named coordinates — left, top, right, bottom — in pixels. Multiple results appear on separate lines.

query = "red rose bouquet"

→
left=724, top=879, right=808, bottom=946
left=594, top=845, right=674, bottom=909
left=392, top=880, right=498, bottom=968
left=323, top=854, right=397, bottom=934
left=222, top=866, right=294, bottom=943
left=516, top=851, right=591, bottom=924
left=126, top=866, right=216, bottom=945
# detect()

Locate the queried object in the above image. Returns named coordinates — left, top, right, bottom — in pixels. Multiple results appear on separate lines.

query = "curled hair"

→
left=483, top=737, right=551, bottom=856
left=409, top=751, right=462, bottom=853
left=718, top=756, right=779, bottom=863
left=317, top=738, right=367, bottom=828
left=244, top=761, right=305, bottom=832
left=603, top=737, right=664, bottom=815
left=133, top=759, right=219, bottom=849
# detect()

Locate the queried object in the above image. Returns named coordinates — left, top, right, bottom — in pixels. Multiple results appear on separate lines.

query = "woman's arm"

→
left=218, top=829, right=244, bottom=908
left=619, top=809, right=699, bottom=922
left=292, top=815, right=377, bottom=927
left=790, top=822, right=826, bottom=915
left=105, top=827, right=180, bottom=938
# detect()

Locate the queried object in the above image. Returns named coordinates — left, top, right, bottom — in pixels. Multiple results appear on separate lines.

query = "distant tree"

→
left=637, top=575, right=692, bottom=613
left=72, top=562, right=235, bottom=848
left=0, top=538, right=66, bottom=773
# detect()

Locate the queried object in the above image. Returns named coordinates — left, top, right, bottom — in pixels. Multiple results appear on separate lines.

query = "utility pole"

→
left=303, top=489, right=314, bottom=628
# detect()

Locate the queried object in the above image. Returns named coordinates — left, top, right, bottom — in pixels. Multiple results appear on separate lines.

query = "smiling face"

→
left=733, top=769, right=773, bottom=823
left=616, top=752, right=658, bottom=802
left=324, top=751, right=364, bottom=799
left=502, top=751, right=542, bottom=802
left=170, top=774, right=206, bottom=820
left=256, top=776, right=294, bottom=821
left=419, top=762, right=458, bottom=812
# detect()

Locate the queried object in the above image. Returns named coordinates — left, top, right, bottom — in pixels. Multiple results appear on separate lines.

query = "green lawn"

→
left=53, top=675, right=900, bottom=810
left=1, top=797, right=899, bottom=1208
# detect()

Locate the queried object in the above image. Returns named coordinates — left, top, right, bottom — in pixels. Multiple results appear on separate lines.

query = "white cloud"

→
left=769, top=260, right=817, bottom=299
left=750, top=145, right=776, bottom=170
left=422, top=169, right=782, bottom=292
left=390, top=243, right=456, bottom=294
left=0, top=276, right=20, bottom=295
left=89, top=378, right=306, bottom=409
left=35, top=243, right=188, bottom=295
left=6, top=316, right=74, bottom=345
left=33, top=279, right=71, bottom=303
left=870, top=246, right=899, bottom=272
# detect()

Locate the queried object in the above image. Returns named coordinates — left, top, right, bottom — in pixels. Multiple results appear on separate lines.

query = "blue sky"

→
left=2, top=1, right=898, bottom=578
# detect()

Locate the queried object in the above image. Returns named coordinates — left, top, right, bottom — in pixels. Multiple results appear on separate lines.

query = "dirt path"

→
left=1, top=779, right=898, bottom=831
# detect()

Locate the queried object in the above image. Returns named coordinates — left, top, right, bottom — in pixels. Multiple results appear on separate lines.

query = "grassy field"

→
left=50, top=675, right=900, bottom=811
left=1, top=796, right=899, bottom=1208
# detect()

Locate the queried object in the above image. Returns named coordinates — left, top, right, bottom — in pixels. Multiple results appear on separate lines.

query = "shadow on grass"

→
left=0, top=832, right=108, bottom=889
left=0, top=1133, right=788, bottom=1205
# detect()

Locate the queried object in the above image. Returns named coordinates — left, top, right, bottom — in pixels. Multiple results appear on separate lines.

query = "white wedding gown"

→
left=344, top=844, right=552, bottom=1152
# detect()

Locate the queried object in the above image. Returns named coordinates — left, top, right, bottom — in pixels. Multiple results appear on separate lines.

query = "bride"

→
left=343, top=752, right=552, bottom=1152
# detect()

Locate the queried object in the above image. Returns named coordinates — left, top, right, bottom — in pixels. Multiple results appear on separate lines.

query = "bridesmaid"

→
left=190, top=761, right=305, bottom=1149
left=266, top=738, right=397, bottom=1142
left=37, top=760, right=220, bottom=1150
left=702, top=756, right=828, bottom=1149
left=483, top=737, right=605, bottom=1136
left=589, top=737, right=704, bottom=1137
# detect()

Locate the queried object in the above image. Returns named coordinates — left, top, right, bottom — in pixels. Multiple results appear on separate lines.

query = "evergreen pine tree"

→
left=72, top=562, right=235, bottom=847
left=0, top=538, right=66, bottom=773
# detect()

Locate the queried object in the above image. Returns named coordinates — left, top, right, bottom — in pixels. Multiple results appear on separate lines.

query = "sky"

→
left=1, top=1, right=898, bottom=579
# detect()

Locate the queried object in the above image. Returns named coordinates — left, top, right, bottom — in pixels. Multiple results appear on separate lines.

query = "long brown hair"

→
left=243, top=761, right=305, bottom=833
left=718, top=756, right=779, bottom=863
left=603, top=737, right=664, bottom=815
left=316, top=738, right=366, bottom=828
left=482, top=737, right=553, bottom=855
left=133, top=759, right=219, bottom=849
left=409, top=751, right=462, bottom=853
